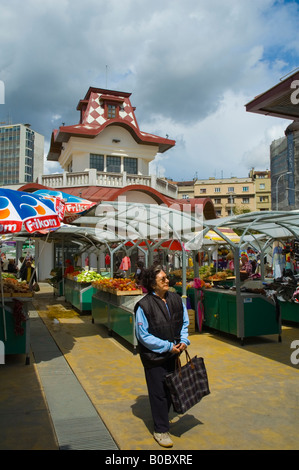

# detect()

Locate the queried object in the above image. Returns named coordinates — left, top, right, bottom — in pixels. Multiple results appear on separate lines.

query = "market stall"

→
left=0, top=296, right=32, bottom=364
left=29, top=201, right=299, bottom=346
left=0, top=275, right=37, bottom=364
left=202, top=288, right=280, bottom=344
left=184, top=210, right=299, bottom=341
left=91, top=277, right=143, bottom=351
left=0, top=188, right=64, bottom=363
left=64, top=270, right=108, bottom=313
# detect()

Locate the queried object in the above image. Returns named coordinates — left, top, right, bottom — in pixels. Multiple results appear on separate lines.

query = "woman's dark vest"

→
left=134, top=291, right=184, bottom=368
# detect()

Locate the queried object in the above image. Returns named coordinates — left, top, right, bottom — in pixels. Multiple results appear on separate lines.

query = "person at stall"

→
left=7, top=259, right=18, bottom=274
left=120, top=255, right=131, bottom=272
left=134, top=260, right=144, bottom=285
left=105, top=253, right=111, bottom=268
left=64, top=259, right=74, bottom=277
left=240, top=255, right=252, bottom=275
left=134, top=264, right=190, bottom=448
left=1, top=255, right=9, bottom=272
left=21, top=260, right=37, bottom=284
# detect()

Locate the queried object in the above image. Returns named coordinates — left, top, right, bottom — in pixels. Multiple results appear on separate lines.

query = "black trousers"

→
left=144, top=356, right=176, bottom=433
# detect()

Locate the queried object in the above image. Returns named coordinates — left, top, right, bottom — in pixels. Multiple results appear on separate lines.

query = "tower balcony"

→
left=38, top=169, right=178, bottom=199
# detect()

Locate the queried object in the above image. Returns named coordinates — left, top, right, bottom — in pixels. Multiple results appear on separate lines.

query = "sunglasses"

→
left=157, top=276, right=169, bottom=283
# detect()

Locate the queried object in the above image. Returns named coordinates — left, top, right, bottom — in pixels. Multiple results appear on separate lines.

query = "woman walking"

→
left=135, top=264, right=190, bottom=448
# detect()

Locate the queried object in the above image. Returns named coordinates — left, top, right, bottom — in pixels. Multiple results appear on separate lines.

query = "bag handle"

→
left=175, top=349, right=194, bottom=377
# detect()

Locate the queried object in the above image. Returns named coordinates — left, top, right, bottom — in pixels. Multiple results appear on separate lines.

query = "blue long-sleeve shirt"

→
left=135, top=294, right=190, bottom=354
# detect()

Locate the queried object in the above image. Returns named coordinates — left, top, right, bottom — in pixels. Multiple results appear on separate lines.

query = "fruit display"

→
left=170, top=269, right=195, bottom=280
left=1, top=277, right=33, bottom=296
left=75, top=270, right=104, bottom=283
left=208, top=270, right=234, bottom=282
left=65, top=270, right=105, bottom=283
left=92, top=277, right=142, bottom=295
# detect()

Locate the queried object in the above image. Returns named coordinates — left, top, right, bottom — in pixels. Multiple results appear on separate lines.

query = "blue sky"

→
left=0, top=0, right=299, bottom=181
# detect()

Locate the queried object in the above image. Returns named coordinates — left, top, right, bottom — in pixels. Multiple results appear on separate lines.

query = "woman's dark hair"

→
left=141, top=264, right=164, bottom=292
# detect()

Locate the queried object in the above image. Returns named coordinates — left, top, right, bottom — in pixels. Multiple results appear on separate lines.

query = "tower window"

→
left=124, top=157, right=137, bottom=174
left=107, top=155, right=121, bottom=173
left=107, top=104, right=116, bottom=118
left=90, top=154, right=104, bottom=171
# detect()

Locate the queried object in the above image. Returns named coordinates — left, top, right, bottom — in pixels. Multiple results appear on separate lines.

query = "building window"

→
left=242, top=186, right=249, bottom=192
left=259, top=183, right=265, bottom=190
left=90, top=154, right=104, bottom=171
left=107, top=155, right=121, bottom=173
left=200, top=188, right=206, bottom=194
left=259, top=196, right=269, bottom=202
left=242, top=198, right=250, bottom=204
left=214, top=187, right=221, bottom=193
left=216, top=210, right=222, bottom=217
left=124, top=157, right=137, bottom=174
left=214, top=198, right=221, bottom=204
left=228, top=187, right=234, bottom=192
left=107, top=104, right=116, bottom=118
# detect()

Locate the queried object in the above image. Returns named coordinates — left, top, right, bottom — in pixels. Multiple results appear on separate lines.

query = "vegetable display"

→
left=92, top=277, right=142, bottom=295
left=1, top=277, right=33, bottom=296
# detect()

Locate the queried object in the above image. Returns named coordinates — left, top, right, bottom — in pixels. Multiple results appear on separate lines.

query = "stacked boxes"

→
left=187, top=309, right=195, bottom=334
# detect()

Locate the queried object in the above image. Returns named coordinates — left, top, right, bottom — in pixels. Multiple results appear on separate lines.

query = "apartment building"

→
left=248, top=169, right=271, bottom=211
left=194, top=177, right=255, bottom=217
left=176, top=169, right=271, bottom=217
left=0, top=123, right=44, bottom=186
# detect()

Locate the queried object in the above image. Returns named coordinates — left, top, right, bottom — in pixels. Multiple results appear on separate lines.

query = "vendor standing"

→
left=134, top=264, right=190, bottom=448
left=240, top=255, right=252, bottom=275
left=21, top=260, right=37, bottom=284
left=64, top=259, right=74, bottom=277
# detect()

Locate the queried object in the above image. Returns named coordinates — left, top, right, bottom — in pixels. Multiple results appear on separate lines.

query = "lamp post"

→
left=275, top=172, right=292, bottom=210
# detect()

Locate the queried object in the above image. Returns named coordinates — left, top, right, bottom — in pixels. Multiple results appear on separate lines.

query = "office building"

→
left=0, top=123, right=44, bottom=186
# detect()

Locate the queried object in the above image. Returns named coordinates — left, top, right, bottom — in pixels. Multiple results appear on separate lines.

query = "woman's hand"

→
left=172, top=343, right=187, bottom=354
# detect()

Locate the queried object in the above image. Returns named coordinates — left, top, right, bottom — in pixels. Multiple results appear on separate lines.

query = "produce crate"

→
left=187, top=308, right=195, bottom=334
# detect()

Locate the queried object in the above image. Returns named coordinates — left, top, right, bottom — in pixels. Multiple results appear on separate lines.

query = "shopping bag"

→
left=164, top=350, right=210, bottom=414
left=32, top=282, right=40, bottom=292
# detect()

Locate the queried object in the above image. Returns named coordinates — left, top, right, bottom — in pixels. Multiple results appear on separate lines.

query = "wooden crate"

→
left=111, top=288, right=143, bottom=296
left=187, top=309, right=195, bottom=333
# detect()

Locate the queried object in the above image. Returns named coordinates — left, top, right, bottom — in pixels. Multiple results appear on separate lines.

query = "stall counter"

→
left=279, top=300, right=299, bottom=324
left=203, top=288, right=281, bottom=344
left=92, top=289, right=144, bottom=352
left=64, top=278, right=96, bottom=312
left=0, top=296, right=32, bottom=364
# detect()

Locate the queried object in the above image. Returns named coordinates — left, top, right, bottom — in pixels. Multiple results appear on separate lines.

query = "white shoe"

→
left=153, top=432, right=173, bottom=448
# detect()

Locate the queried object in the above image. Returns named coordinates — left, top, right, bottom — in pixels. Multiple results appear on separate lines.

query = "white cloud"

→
left=146, top=90, right=291, bottom=180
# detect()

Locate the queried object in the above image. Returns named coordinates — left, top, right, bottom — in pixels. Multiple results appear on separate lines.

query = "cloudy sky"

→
left=1, top=0, right=299, bottom=181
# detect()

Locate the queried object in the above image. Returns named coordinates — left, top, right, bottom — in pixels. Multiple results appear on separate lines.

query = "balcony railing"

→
left=38, top=169, right=178, bottom=199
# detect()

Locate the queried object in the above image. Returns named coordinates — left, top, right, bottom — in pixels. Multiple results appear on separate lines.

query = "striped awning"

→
left=204, top=227, right=240, bottom=244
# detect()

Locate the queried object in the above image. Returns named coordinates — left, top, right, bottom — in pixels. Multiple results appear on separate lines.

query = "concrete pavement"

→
left=0, top=283, right=298, bottom=450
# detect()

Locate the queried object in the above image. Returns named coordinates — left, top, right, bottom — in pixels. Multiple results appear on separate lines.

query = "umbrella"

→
left=160, top=239, right=183, bottom=251
left=0, top=188, right=64, bottom=341
left=33, top=189, right=96, bottom=223
left=0, top=188, right=64, bottom=234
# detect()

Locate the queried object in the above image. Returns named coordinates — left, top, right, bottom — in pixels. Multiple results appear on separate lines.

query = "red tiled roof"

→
left=19, top=184, right=216, bottom=220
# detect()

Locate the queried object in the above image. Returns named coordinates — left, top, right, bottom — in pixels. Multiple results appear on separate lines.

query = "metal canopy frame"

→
left=19, top=206, right=299, bottom=326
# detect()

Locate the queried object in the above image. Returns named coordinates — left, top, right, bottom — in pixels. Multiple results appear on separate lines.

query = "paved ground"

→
left=0, top=283, right=298, bottom=450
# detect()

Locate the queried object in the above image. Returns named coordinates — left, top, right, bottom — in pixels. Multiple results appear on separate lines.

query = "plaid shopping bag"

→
left=165, top=350, right=210, bottom=414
